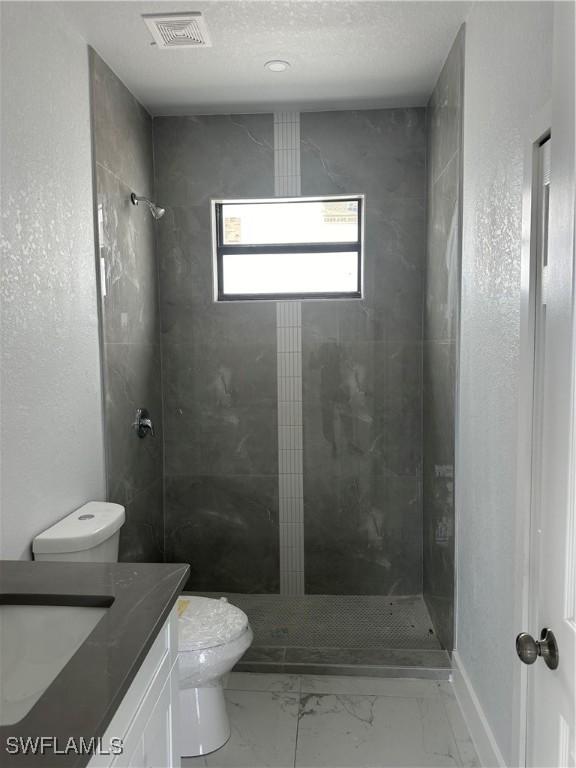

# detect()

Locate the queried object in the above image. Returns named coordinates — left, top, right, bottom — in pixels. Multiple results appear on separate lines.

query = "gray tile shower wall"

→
left=151, top=107, right=450, bottom=606
left=300, top=110, right=427, bottom=595
left=153, top=115, right=278, bottom=592
left=90, top=51, right=164, bottom=562
left=423, top=27, right=465, bottom=649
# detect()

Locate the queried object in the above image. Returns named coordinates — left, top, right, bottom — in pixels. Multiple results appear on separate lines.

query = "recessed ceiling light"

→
left=265, top=60, right=291, bottom=72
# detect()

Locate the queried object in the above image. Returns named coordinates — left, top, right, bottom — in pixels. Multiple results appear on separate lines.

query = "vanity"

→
left=0, top=560, right=189, bottom=767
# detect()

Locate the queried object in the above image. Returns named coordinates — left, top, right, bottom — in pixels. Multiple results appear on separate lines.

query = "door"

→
left=520, top=4, right=576, bottom=766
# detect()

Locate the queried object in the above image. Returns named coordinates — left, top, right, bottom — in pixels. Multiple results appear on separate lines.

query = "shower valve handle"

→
left=134, top=408, right=155, bottom=438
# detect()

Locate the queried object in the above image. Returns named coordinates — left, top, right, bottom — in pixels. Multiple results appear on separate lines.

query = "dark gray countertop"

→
left=0, top=560, right=189, bottom=768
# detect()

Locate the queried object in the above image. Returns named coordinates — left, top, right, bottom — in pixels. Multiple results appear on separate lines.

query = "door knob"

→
left=516, top=628, right=559, bottom=670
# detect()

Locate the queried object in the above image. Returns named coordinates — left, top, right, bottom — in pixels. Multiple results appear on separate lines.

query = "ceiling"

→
left=65, top=1, right=470, bottom=115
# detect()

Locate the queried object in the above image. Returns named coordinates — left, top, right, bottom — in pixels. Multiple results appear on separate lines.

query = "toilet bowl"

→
left=177, top=595, right=253, bottom=757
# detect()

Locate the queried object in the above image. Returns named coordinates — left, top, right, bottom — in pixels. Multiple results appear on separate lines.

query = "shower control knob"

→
left=133, top=408, right=155, bottom=439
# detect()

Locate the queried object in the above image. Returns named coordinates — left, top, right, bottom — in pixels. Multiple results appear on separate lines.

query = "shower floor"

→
left=190, top=593, right=451, bottom=679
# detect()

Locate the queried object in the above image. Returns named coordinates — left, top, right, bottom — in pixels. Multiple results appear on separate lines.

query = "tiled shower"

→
left=91, top=26, right=463, bottom=675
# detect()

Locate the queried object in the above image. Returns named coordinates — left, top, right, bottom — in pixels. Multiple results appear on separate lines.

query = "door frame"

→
left=511, top=102, right=551, bottom=768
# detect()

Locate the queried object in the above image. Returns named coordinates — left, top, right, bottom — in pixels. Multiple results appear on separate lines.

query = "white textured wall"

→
left=0, top=3, right=106, bottom=559
left=456, top=2, right=553, bottom=763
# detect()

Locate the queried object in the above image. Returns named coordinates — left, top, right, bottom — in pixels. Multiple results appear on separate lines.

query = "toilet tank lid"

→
left=32, top=502, right=125, bottom=554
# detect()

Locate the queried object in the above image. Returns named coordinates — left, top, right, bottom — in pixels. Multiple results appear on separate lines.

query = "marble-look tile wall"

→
left=300, top=110, right=427, bottom=594
left=423, top=27, right=465, bottom=649
left=153, top=115, right=279, bottom=592
left=90, top=51, right=164, bottom=562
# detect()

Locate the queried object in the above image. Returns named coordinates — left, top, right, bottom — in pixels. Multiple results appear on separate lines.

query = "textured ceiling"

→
left=64, top=1, right=470, bottom=115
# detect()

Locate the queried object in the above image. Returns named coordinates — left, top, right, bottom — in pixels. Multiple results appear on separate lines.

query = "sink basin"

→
left=0, top=603, right=109, bottom=725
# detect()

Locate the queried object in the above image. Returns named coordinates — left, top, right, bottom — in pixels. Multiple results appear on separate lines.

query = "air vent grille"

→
left=142, top=13, right=212, bottom=49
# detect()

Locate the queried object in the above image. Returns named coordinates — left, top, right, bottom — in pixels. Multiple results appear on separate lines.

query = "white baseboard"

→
left=451, top=651, right=507, bottom=767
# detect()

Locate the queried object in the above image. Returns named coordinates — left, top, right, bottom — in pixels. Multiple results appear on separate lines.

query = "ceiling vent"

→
left=142, top=13, right=212, bottom=49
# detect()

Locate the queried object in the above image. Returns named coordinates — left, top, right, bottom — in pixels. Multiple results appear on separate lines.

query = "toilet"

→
left=32, top=501, right=125, bottom=562
left=32, top=502, right=253, bottom=758
left=177, top=595, right=253, bottom=756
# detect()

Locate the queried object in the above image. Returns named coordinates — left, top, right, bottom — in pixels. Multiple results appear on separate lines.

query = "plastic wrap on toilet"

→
left=179, top=627, right=253, bottom=689
left=177, top=596, right=248, bottom=651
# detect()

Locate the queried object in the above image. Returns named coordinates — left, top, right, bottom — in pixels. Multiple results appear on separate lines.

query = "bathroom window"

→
left=212, top=196, right=364, bottom=301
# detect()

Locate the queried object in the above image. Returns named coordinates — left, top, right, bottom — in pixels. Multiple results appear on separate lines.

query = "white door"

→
left=522, top=4, right=576, bottom=766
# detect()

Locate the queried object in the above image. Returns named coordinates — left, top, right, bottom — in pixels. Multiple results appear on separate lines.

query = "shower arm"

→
left=130, top=192, right=165, bottom=220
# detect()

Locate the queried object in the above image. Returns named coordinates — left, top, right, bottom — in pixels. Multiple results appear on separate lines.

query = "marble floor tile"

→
left=295, top=693, right=460, bottom=767
left=438, top=684, right=481, bottom=767
left=225, top=672, right=301, bottom=693
left=183, top=691, right=299, bottom=768
left=181, top=674, right=479, bottom=768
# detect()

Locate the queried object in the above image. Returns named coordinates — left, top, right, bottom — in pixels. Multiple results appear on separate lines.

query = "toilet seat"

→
left=177, top=596, right=249, bottom=651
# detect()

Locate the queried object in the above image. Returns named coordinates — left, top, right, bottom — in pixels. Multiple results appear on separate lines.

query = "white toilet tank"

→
left=32, top=502, right=125, bottom=562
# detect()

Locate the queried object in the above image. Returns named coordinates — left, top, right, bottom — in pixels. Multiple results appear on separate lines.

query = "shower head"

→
left=130, top=192, right=165, bottom=220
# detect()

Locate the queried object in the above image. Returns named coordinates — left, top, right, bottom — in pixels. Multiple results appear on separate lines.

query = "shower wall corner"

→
left=423, top=24, right=465, bottom=651
left=89, top=49, right=165, bottom=563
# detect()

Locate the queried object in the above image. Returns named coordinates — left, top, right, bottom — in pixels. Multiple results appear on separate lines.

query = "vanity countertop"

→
left=0, top=560, right=189, bottom=767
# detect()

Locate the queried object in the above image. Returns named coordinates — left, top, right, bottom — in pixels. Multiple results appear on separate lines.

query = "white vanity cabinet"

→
left=89, top=607, right=180, bottom=768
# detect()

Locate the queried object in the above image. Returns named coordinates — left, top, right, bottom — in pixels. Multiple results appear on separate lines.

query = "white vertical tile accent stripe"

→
left=274, top=112, right=301, bottom=198
left=277, top=300, right=304, bottom=595
left=274, top=112, right=304, bottom=595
